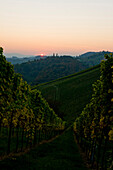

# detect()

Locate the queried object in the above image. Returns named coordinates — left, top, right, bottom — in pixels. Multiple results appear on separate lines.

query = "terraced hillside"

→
left=34, top=65, right=100, bottom=125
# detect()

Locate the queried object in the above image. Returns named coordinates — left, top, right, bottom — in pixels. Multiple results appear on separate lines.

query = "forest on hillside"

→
left=14, top=51, right=109, bottom=85
left=14, top=56, right=89, bottom=84
left=13, top=51, right=111, bottom=85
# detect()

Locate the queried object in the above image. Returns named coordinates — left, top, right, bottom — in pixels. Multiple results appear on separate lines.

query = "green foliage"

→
left=74, top=54, right=113, bottom=168
left=78, top=51, right=111, bottom=67
left=0, top=47, right=3, bottom=55
left=0, top=47, right=65, bottom=155
left=74, top=54, right=113, bottom=139
left=35, top=65, right=100, bottom=125
left=13, top=51, right=111, bottom=85
left=14, top=56, right=90, bottom=84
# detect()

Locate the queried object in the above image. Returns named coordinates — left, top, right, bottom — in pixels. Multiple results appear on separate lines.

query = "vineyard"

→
left=0, top=46, right=113, bottom=169
left=36, top=64, right=100, bottom=125
left=0, top=47, right=65, bottom=156
left=74, top=54, right=113, bottom=169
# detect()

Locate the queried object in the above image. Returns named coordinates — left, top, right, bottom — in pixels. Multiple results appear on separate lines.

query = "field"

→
left=35, top=65, right=100, bottom=125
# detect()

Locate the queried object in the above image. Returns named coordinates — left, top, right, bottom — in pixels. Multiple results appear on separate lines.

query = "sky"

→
left=1, top=0, right=113, bottom=56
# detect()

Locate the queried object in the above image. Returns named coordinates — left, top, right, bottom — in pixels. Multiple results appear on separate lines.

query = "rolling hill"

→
left=13, top=51, right=111, bottom=85
left=33, top=65, right=101, bottom=125
left=14, top=56, right=89, bottom=84
left=77, top=51, right=112, bottom=66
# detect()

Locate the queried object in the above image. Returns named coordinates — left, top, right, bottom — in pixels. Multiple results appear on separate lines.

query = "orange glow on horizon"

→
left=1, top=0, right=113, bottom=56
left=40, top=54, right=44, bottom=57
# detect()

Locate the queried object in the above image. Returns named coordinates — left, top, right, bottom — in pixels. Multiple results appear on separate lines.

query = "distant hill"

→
left=77, top=51, right=112, bottom=66
left=77, top=52, right=96, bottom=58
left=14, top=56, right=89, bottom=85
left=13, top=51, right=112, bottom=85
left=6, top=55, right=47, bottom=65
left=5, top=53, right=32, bottom=58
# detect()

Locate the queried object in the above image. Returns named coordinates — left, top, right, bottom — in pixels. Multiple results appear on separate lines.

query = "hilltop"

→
left=14, top=56, right=89, bottom=84
left=6, top=55, right=47, bottom=65
left=77, top=51, right=111, bottom=66
left=13, top=51, right=111, bottom=85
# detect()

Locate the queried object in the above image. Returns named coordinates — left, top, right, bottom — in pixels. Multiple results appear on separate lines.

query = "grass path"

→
left=0, top=128, right=88, bottom=170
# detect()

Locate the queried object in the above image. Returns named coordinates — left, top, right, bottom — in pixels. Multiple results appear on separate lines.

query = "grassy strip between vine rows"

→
left=0, top=128, right=88, bottom=170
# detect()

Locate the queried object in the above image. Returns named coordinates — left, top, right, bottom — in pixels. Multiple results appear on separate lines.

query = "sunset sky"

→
left=1, top=0, right=113, bottom=56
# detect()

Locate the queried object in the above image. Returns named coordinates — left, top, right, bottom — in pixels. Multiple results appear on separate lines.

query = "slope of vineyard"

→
left=74, top=54, right=113, bottom=169
left=0, top=47, right=65, bottom=157
left=34, top=65, right=100, bottom=125
left=2, top=47, right=110, bottom=170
